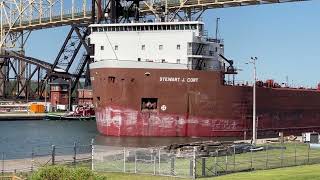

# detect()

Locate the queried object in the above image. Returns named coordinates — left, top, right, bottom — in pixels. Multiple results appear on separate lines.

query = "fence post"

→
left=134, top=150, right=137, bottom=173
left=123, top=147, right=126, bottom=173
left=280, top=145, right=284, bottom=167
left=266, top=144, right=269, bottom=169
left=158, top=149, right=161, bottom=175
left=1, top=152, right=4, bottom=176
left=153, top=150, right=156, bottom=175
left=201, top=158, right=206, bottom=177
left=214, top=150, right=217, bottom=176
left=307, top=143, right=310, bottom=164
left=152, top=149, right=157, bottom=175
left=51, top=145, right=56, bottom=165
left=233, top=146, right=236, bottom=172
left=171, top=157, right=175, bottom=176
left=294, top=142, right=297, bottom=166
left=31, top=148, right=34, bottom=172
left=73, top=142, right=77, bottom=166
left=91, top=139, right=94, bottom=171
left=250, top=149, right=253, bottom=170
left=193, top=147, right=196, bottom=180
left=225, top=153, right=228, bottom=172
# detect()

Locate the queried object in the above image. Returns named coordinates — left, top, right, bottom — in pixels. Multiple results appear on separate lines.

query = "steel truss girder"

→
left=139, top=0, right=311, bottom=18
left=0, top=53, right=48, bottom=99
left=0, top=0, right=92, bottom=49
left=44, top=25, right=91, bottom=97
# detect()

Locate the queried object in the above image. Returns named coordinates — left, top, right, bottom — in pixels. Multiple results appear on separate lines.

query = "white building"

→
left=89, top=21, right=224, bottom=71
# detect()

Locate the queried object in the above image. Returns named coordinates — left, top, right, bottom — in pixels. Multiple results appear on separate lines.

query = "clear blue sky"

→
left=26, top=0, right=320, bottom=87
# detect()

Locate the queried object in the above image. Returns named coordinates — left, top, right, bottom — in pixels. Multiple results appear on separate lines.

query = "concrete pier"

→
left=0, top=113, right=46, bottom=121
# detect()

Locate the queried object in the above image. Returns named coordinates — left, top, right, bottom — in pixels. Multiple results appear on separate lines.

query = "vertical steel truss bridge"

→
left=0, top=0, right=310, bottom=100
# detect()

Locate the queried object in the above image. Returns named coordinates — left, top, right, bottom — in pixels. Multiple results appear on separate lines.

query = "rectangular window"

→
left=90, top=44, right=95, bottom=56
left=100, top=46, right=104, bottom=50
left=159, top=45, right=163, bottom=50
left=141, top=45, right=145, bottom=50
left=177, top=44, right=181, bottom=50
left=161, top=59, right=165, bottom=63
left=177, top=59, right=181, bottom=64
left=115, top=45, right=118, bottom=50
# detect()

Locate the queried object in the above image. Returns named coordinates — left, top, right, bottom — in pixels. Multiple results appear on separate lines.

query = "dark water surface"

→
left=0, top=120, right=97, bottom=159
left=0, top=120, right=237, bottom=159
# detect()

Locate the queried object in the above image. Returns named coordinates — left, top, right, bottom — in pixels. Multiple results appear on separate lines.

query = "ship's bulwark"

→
left=91, top=68, right=320, bottom=137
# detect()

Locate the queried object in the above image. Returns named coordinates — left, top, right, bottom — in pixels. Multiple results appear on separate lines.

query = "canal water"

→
left=0, top=120, right=236, bottom=159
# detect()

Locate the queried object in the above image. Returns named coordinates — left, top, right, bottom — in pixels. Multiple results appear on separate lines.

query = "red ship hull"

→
left=91, top=67, right=320, bottom=137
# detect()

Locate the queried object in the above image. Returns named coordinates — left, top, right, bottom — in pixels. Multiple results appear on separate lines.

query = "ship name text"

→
left=160, top=77, right=199, bottom=83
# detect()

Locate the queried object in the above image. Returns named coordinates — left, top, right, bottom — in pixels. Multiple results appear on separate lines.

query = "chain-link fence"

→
left=92, top=145, right=194, bottom=178
left=0, top=142, right=93, bottom=174
left=93, top=142, right=320, bottom=179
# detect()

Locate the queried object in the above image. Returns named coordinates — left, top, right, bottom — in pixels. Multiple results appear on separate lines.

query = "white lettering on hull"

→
left=160, top=77, right=199, bottom=83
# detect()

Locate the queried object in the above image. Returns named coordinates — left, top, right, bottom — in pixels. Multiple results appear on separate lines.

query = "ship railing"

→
left=225, top=80, right=253, bottom=86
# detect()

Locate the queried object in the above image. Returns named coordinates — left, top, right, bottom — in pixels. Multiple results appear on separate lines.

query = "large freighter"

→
left=89, top=20, right=320, bottom=137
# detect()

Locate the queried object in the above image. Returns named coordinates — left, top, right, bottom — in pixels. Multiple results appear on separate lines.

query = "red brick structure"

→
left=50, top=78, right=70, bottom=107
left=77, top=89, right=93, bottom=106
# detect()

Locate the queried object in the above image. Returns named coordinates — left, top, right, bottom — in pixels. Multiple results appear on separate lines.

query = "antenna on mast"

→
left=216, top=18, right=220, bottom=40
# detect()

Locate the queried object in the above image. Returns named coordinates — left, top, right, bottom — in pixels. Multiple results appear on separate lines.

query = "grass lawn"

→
left=100, top=172, right=184, bottom=180
left=100, top=164, right=320, bottom=180
left=207, top=164, right=320, bottom=180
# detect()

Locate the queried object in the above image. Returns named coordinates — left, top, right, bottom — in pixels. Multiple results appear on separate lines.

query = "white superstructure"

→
left=89, top=21, right=224, bottom=71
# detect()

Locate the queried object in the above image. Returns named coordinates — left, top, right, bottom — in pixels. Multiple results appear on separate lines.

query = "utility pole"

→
left=247, top=57, right=258, bottom=145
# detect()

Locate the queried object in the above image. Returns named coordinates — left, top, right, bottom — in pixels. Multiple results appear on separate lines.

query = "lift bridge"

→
left=0, top=0, right=309, bottom=100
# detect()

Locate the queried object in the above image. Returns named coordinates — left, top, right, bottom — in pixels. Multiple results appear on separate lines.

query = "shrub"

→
left=30, top=166, right=106, bottom=180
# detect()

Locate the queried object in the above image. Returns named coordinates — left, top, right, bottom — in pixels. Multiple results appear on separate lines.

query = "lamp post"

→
left=247, top=57, right=258, bottom=145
